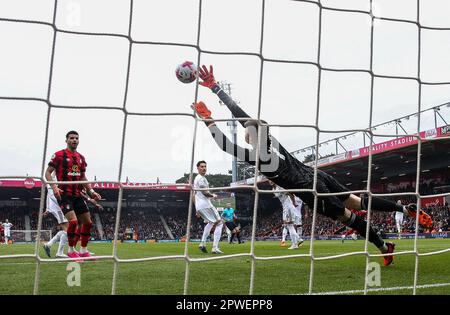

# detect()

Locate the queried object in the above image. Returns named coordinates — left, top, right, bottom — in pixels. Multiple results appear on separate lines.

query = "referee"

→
left=221, top=203, right=243, bottom=244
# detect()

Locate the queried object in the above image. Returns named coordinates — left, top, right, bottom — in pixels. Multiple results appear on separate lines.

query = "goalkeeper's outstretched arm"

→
left=198, top=64, right=291, bottom=157
left=192, top=102, right=255, bottom=164
left=198, top=65, right=251, bottom=127
left=208, top=123, right=254, bottom=163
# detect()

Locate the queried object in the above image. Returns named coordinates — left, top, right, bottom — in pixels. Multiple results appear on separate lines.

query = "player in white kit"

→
left=194, top=160, right=224, bottom=254
left=43, top=172, right=69, bottom=258
left=269, top=180, right=300, bottom=249
left=2, top=219, right=13, bottom=245
left=395, top=200, right=404, bottom=239
left=293, top=195, right=305, bottom=246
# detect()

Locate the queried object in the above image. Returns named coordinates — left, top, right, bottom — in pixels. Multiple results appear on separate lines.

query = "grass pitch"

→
left=0, top=238, right=449, bottom=295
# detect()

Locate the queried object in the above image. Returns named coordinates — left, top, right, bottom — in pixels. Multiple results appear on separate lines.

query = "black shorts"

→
left=225, top=221, right=237, bottom=231
left=58, top=195, right=89, bottom=216
left=294, top=170, right=350, bottom=221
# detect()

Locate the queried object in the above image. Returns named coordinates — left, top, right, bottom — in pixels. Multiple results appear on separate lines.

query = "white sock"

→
left=201, top=222, right=214, bottom=245
left=80, top=246, right=88, bottom=254
left=56, top=231, right=67, bottom=256
left=68, top=246, right=75, bottom=254
left=287, top=224, right=298, bottom=245
left=213, top=223, right=223, bottom=249
left=47, top=230, right=63, bottom=247
left=282, top=227, right=288, bottom=242
left=297, top=226, right=303, bottom=238
left=226, top=229, right=231, bottom=242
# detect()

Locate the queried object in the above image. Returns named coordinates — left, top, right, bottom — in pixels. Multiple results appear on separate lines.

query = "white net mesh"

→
left=0, top=0, right=449, bottom=295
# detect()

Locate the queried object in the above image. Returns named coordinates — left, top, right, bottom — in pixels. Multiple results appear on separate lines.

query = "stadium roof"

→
left=0, top=180, right=191, bottom=203
left=321, top=137, right=450, bottom=188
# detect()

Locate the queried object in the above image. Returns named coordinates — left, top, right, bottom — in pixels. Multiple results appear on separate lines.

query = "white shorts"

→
left=197, top=207, right=221, bottom=224
left=47, top=190, right=68, bottom=225
left=294, top=215, right=302, bottom=226
left=282, top=207, right=295, bottom=223
left=395, top=211, right=404, bottom=224
left=4, top=231, right=10, bottom=238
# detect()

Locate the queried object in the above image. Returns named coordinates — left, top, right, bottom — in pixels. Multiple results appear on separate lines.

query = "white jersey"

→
left=194, top=174, right=214, bottom=211
left=2, top=223, right=12, bottom=236
left=46, top=189, right=68, bottom=225
left=274, top=186, right=296, bottom=223
left=273, top=186, right=294, bottom=210
left=293, top=196, right=303, bottom=218
left=293, top=196, right=303, bottom=225
left=395, top=211, right=404, bottom=224
left=46, top=172, right=68, bottom=224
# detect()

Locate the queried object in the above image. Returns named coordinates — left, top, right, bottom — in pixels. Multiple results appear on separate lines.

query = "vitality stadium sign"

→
left=305, top=124, right=450, bottom=168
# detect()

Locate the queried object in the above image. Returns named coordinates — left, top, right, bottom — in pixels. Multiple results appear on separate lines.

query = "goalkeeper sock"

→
left=67, top=220, right=78, bottom=247
left=345, top=212, right=384, bottom=249
left=237, top=233, right=242, bottom=243
left=201, top=222, right=213, bottom=245
left=361, top=196, right=404, bottom=213
left=80, top=222, right=93, bottom=248
left=282, top=226, right=287, bottom=242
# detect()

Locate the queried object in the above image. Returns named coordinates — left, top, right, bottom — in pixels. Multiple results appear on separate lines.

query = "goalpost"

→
left=0, top=0, right=449, bottom=295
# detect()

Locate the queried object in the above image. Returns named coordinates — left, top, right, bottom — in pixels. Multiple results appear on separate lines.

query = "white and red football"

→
left=175, top=61, right=198, bottom=83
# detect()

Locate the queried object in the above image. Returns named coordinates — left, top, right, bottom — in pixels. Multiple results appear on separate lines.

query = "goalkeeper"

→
left=193, top=65, right=433, bottom=266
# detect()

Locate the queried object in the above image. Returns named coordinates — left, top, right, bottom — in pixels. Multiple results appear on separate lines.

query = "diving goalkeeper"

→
left=193, top=65, right=433, bottom=266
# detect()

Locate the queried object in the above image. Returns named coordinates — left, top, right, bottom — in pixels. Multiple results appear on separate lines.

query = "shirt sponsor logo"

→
left=67, top=172, right=81, bottom=176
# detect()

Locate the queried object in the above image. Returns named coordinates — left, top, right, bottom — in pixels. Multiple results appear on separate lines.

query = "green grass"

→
left=0, top=239, right=449, bottom=295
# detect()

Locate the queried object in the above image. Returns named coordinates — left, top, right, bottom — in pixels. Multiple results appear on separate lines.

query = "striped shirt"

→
left=48, top=149, right=87, bottom=197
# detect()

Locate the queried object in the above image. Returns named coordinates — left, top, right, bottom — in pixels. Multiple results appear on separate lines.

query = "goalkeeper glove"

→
left=192, top=101, right=212, bottom=119
left=198, top=65, right=217, bottom=89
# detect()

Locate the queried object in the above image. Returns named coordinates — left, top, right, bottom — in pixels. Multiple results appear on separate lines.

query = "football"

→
left=175, top=61, right=198, bottom=83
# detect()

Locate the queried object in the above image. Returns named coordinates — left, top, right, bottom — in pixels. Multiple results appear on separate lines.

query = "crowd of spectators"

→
left=94, top=207, right=170, bottom=240
left=1, top=192, right=448, bottom=242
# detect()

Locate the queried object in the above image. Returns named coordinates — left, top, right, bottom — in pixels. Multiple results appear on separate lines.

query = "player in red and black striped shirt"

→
left=45, top=130, right=101, bottom=260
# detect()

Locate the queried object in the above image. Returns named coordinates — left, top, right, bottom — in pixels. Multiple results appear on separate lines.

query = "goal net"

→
left=0, top=0, right=449, bottom=296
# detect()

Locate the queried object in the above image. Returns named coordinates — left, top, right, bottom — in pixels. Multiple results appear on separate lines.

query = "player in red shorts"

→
left=44, top=131, right=101, bottom=260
